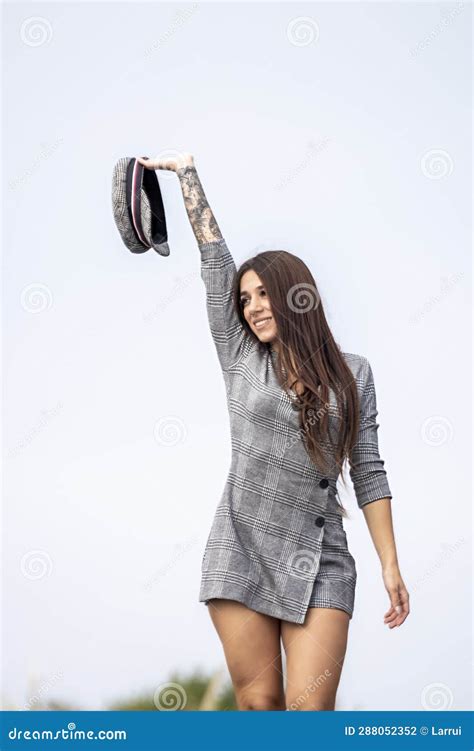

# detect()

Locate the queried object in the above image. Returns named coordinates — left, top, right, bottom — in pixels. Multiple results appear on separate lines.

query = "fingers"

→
left=135, top=152, right=194, bottom=172
left=384, top=607, right=399, bottom=627
left=136, top=155, right=177, bottom=171
left=136, top=156, right=153, bottom=169
left=384, top=587, right=410, bottom=629
left=385, top=604, right=408, bottom=629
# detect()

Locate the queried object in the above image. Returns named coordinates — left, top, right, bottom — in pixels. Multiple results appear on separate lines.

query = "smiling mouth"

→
left=253, top=317, right=272, bottom=329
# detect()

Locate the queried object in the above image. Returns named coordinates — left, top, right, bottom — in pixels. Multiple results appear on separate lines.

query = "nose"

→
left=248, top=297, right=264, bottom=316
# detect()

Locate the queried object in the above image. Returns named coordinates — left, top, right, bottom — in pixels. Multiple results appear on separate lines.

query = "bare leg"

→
left=281, top=607, right=350, bottom=710
left=207, top=598, right=286, bottom=710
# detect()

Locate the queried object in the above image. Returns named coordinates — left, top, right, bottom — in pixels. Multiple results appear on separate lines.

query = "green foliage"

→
left=106, top=669, right=237, bottom=711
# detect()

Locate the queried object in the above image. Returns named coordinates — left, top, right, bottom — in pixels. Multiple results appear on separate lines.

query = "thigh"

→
left=207, top=598, right=285, bottom=710
left=281, top=606, right=350, bottom=710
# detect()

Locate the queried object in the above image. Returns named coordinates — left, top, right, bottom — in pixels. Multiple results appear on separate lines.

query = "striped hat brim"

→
left=112, top=157, right=170, bottom=256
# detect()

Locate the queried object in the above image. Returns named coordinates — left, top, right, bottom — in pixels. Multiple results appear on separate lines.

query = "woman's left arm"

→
left=349, top=358, right=410, bottom=629
left=361, top=498, right=410, bottom=629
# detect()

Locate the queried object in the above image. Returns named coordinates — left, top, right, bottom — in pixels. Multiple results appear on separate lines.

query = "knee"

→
left=237, top=689, right=285, bottom=711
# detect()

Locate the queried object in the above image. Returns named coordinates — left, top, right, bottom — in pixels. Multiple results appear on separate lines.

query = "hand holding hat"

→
left=111, top=155, right=171, bottom=256
left=136, top=152, right=194, bottom=173
left=112, top=151, right=197, bottom=256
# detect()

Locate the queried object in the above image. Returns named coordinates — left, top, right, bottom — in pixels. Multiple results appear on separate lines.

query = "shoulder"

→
left=341, top=351, right=370, bottom=377
left=340, top=352, right=373, bottom=393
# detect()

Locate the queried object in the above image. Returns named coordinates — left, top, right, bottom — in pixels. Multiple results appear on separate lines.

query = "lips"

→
left=253, top=317, right=272, bottom=329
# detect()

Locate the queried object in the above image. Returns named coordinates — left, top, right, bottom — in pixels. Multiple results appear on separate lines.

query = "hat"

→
left=112, top=156, right=170, bottom=256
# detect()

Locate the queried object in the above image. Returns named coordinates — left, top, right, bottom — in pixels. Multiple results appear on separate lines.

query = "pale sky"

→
left=2, top=1, right=471, bottom=710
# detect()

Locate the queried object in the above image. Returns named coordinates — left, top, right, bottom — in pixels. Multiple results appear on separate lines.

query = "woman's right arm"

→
left=137, top=153, right=222, bottom=244
left=176, top=163, right=223, bottom=245
left=136, top=153, right=250, bottom=372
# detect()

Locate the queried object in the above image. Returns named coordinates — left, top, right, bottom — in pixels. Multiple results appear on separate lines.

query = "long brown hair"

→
left=234, top=249, right=360, bottom=517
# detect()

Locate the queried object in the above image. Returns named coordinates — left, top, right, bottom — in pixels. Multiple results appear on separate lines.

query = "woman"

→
left=138, top=152, right=410, bottom=711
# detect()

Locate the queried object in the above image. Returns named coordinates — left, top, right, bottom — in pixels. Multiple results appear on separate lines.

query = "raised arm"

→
left=138, top=152, right=222, bottom=244
left=137, top=152, right=250, bottom=372
left=176, top=163, right=223, bottom=245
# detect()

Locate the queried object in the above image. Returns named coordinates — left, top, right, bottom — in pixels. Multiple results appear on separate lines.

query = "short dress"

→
left=197, top=237, right=393, bottom=625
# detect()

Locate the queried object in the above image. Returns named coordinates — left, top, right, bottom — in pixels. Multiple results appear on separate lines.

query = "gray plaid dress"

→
left=198, top=238, right=392, bottom=624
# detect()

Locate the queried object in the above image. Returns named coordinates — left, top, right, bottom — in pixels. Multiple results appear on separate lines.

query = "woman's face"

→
left=240, top=269, right=278, bottom=343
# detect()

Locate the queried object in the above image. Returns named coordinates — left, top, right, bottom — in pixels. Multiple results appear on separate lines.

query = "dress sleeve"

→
left=199, top=237, right=250, bottom=373
left=349, top=358, right=393, bottom=508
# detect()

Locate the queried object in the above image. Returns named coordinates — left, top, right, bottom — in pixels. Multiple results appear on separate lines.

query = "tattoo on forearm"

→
left=176, top=166, right=223, bottom=245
